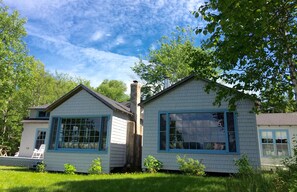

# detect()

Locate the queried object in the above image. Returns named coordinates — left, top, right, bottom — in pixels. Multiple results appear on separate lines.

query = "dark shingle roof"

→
left=28, top=104, right=50, bottom=110
left=256, top=113, right=297, bottom=126
left=46, top=84, right=132, bottom=115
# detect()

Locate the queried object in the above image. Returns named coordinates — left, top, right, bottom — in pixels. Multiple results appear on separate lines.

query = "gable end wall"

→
left=142, top=79, right=260, bottom=173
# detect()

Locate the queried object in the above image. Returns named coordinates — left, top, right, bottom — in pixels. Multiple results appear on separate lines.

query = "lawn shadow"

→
left=0, top=166, right=34, bottom=173
left=51, top=175, right=226, bottom=192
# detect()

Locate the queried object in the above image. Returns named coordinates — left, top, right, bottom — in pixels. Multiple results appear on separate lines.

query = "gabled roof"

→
left=139, top=75, right=252, bottom=107
left=46, top=84, right=132, bottom=116
left=256, top=113, right=297, bottom=126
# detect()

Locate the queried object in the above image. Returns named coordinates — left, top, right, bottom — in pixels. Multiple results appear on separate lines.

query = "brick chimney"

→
left=130, top=80, right=142, bottom=168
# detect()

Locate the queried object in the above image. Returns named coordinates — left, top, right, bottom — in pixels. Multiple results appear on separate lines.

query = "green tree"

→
left=132, top=27, right=215, bottom=98
left=29, top=69, right=92, bottom=107
left=96, top=79, right=129, bottom=102
left=0, top=2, right=39, bottom=152
left=194, top=0, right=297, bottom=112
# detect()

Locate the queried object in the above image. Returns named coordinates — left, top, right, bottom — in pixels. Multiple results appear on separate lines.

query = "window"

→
left=159, top=112, right=237, bottom=153
left=260, top=130, right=289, bottom=157
left=35, top=130, right=47, bottom=149
left=38, top=111, right=50, bottom=118
left=49, top=116, right=109, bottom=151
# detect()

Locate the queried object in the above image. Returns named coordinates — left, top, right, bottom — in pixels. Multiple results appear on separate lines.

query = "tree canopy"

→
left=0, top=2, right=93, bottom=153
left=194, top=0, right=297, bottom=112
left=132, top=27, right=215, bottom=98
left=96, top=79, right=129, bottom=102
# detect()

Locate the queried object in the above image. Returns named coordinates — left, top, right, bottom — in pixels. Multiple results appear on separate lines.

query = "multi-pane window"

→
left=159, top=112, right=237, bottom=153
left=260, top=130, right=289, bottom=157
left=49, top=116, right=108, bottom=151
left=35, top=130, right=47, bottom=149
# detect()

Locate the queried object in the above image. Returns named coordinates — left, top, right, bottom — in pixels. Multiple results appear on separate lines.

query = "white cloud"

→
left=115, top=36, right=125, bottom=45
left=90, top=30, right=105, bottom=41
left=4, top=0, right=205, bottom=88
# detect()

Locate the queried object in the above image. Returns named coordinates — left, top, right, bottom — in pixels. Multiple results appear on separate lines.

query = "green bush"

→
left=226, top=154, right=277, bottom=192
left=176, top=155, right=205, bottom=176
left=276, top=139, right=297, bottom=191
left=36, top=161, right=46, bottom=173
left=64, top=163, right=76, bottom=175
left=143, top=155, right=163, bottom=173
left=88, top=157, right=102, bottom=174
left=234, top=154, right=254, bottom=176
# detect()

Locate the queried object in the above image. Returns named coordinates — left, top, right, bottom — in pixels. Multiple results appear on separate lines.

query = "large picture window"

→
left=260, top=130, right=289, bottom=157
left=159, top=112, right=237, bottom=153
left=49, top=116, right=108, bottom=151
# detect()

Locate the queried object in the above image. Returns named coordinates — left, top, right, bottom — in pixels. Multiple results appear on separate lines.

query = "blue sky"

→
left=4, top=0, right=204, bottom=89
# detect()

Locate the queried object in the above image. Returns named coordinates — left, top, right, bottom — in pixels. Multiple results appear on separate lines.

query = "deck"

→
left=0, top=156, right=42, bottom=168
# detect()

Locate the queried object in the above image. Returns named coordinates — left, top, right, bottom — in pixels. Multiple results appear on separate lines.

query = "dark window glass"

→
left=159, top=112, right=237, bottom=152
left=35, top=130, right=46, bottom=149
left=49, top=117, right=59, bottom=150
left=50, top=116, right=108, bottom=151
left=227, top=112, right=236, bottom=152
left=159, top=114, right=167, bottom=150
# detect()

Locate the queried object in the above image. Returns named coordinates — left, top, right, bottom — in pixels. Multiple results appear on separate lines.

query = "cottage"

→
left=19, top=82, right=142, bottom=173
left=140, top=75, right=261, bottom=173
left=257, top=113, right=297, bottom=168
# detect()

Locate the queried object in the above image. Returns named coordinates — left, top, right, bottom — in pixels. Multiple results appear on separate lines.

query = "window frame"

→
left=259, top=129, right=290, bottom=157
left=157, top=110, right=240, bottom=154
left=34, top=128, right=47, bottom=150
left=48, top=115, right=110, bottom=153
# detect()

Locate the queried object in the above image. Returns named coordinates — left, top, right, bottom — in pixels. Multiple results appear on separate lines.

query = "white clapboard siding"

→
left=109, top=112, right=129, bottom=168
left=142, top=79, right=261, bottom=173
left=45, top=89, right=113, bottom=173
left=45, top=152, right=109, bottom=173
left=19, top=121, right=49, bottom=157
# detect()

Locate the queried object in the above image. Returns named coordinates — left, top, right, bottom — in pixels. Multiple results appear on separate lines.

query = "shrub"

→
left=143, top=155, right=163, bottom=173
left=234, top=154, right=254, bottom=176
left=176, top=155, right=205, bottom=176
left=36, top=161, right=46, bottom=173
left=226, top=154, right=277, bottom=192
left=64, top=163, right=76, bottom=175
left=88, top=157, right=102, bottom=174
left=276, top=139, right=297, bottom=191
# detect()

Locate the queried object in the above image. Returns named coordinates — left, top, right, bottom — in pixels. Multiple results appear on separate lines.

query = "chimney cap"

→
left=133, top=80, right=138, bottom=83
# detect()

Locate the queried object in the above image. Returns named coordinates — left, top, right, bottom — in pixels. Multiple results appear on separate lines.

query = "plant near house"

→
left=176, top=155, right=205, bottom=176
left=143, top=155, right=163, bottom=173
left=36, top=161, right=46, bottom=173
left=226, top=154, right=277, bottom=192
left=277, top=139, right=297, bottom=191
left=234, top=154, right=254, bottom=176
left=64, top=163, right=76, bottom=175
left=88, top=157, right=102, bottom=175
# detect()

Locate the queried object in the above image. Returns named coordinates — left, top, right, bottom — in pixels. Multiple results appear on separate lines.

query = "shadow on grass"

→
left=0, top=166, right=35, bottom=173
left=59, top=176, right=225, bottom=192
left=7, top=175, right=226, bottom=192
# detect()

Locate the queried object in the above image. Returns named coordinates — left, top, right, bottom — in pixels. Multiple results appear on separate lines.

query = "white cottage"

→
left=19, top=104, right=50, bottom=157
left=19, top=82, right=142, bottom=173
left=257, top=113, right=297, bottom=168
left=140, top=75, right=261, bottom=173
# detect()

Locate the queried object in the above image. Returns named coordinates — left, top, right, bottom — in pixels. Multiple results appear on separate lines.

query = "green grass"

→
left=0, top=166, right=227, bottom=192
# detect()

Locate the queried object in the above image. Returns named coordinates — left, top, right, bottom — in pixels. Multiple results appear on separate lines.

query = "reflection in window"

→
left=159, top=112, right=237, bottom=152
left=35, top=130, right=46, bottom=149
left=260, top=130, right=289, bottom=157
left=49, top=116, right=108, bottom=151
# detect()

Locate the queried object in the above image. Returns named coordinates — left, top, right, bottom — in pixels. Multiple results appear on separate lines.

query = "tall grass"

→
left=0, top=166, right=226, bottom=192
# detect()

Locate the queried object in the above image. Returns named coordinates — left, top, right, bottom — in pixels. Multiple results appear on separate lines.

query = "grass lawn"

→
left=0, top=166, right=228, bottom=192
